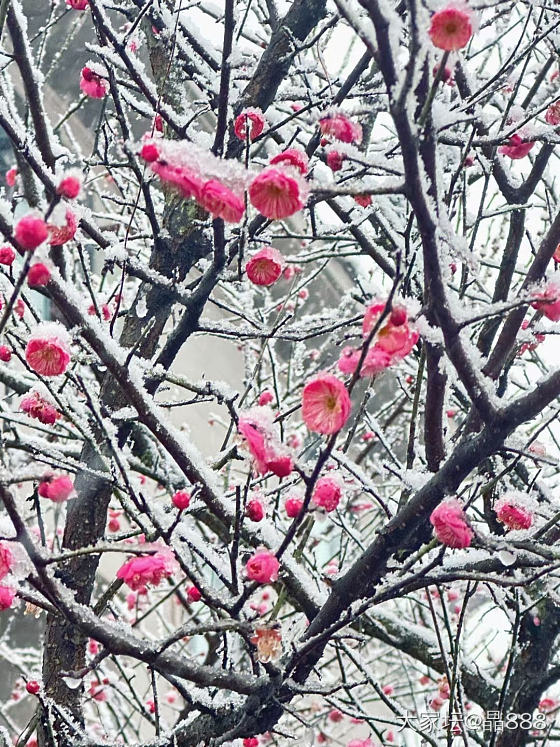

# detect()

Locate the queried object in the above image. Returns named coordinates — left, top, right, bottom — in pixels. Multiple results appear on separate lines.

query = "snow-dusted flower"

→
left=80, top=66, right=107, bottom=98
left=48, top=208, right=77, bottom=246
left=198, top=180, right=245, bottom=223
left=338, top=346, right=361, bottom=375
left=0, top=246, right=15, bottom=265
left=246, top=549, right=279, bottom=584
left=319, top=112, right=362, bottom=144
left=495, top=495, right=533, bottom=530
left=38, top=474, right=76, bottom=503
left=326, top=150, right=345, bottom=172
left=312, top=475, right=342, bottom=513
left=250, top=624, right=282, bottom=662
left=117, top=549, right=177, bottom=590
left=234, top=108, right=265, bottom=141
left=25, top=323, right=72, bottom=377
left=302, top=373, right=351, bottom=434
left=15, top=214, right=48, bottom=250
left=246, top=498, right=265, bottom=522
left=140, top=142, right=160, bottom=163
left=285, top=496, right=303, bottom=518
left=533, top=288, right=560, bottom=324
left=172, top=490, right=190, bottom=510
left=0, top=586, right=15, bottom=611
left=258, top=390, right=274, bottom=406
left=5, top=167, right=17, bottom=187
left=546, top=102, right=560, bottom=126
left=360, top=346, right=393, bottom=377
left=238, top=407, right=293, bottom=477
left=245, top=247, right=285, bottom=286
left=518, top=320, right=545, bottom=355
left=0, top=542, right=13, bottom=581
left=57, top=173, right=82, bottom=199
left=186, top=584, right=201, bottom=602
left=532, top=282, right=560, bottom=321
left=269, top=148, right=309, bottom=175
left=429, top=4, right=473, bottom=51
left=249, top=168, right=304, bottom=220
left=27, top=263, right=51, bottom=287
left=430, top=499, right=473, bottom=548
left=20, top=390, right=61, bottom=425
left=264, top=453, right=293, bottom=477
left=539, top=697, right=559, bottom=714
left=341, top=301, right=419, bottom=377
left=67, top=0, right=89, bottom=9
left=354, top=194, right=372, bottom=207
left=151, top=160, right=203, bottom=201
left=498, top=134, right=534, bottom=160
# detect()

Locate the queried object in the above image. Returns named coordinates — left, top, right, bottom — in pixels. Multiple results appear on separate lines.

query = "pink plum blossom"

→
left=546, top=102, right=560, bottom=126
left=172, top=490, right=190, bottom=510
left=246, top=247, right=285, bottom=286
left=25, top=324, right=72, bottom=377
left=246, top=498, right=265, bottom=522
left=532, top=282, right=560, bottom=321
left=430, top=499, right=473, bottom=549
left=326, top=150, right=345, bottom=171
left=338, top=346, right=361, bottom=375
left=57, top=173, right=82, bottom=199
left=38, top=474, right=76, bottom=503
left=285, top=496, right=303, bottom=518
left=499, top=134, right=534, bottom=160
left=249, top=168, right=304, bottom=220
left=339, top=301, right=419, bottom=377
left=20, top=391, right=61, bottom=425
left=0, top=542, right=13, bottom=581
left=80, top=67, right=107, bottom=98
left=312, top=476, right=342, bottom=513
left=258, top=390, right=274, bottom=406
left=5, top=167, right=17, bottom=187
left=429, top=4, right=473, bottom=51
left=117, top=549, right=178, bottom=590
left=269, top=148, right=309, bottom=175
left=0, top=246, right=15, bottom=265
left=238, top=407, right=293, bottom=477
left=186, top=585, right=201, bottom=602
left=302, top=373, right=351, bottom=434
left=27, top=263, right=51, bottom=287
left=246, top=549, right=279, bottom=584
left=198, top=180, right=245, bottom=223
left=48, top=209, right=77, bottom=246
left=0, top=586, right=15, bottom=611
left=14, top=215, right=48, bottom=250
left=150, top=160, right=203, bottom=201
left=495, top=496, right=533, bottom=530
left=234, top=108, right=265, bottom=141
left=319, top=112, right=362, bottom=144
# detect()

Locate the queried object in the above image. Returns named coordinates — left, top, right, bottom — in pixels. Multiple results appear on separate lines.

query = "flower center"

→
left=325, top=394, right=338, bottom=412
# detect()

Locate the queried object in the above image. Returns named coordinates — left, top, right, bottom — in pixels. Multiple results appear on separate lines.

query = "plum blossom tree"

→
left=1, top=1, right=560, bottom=746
